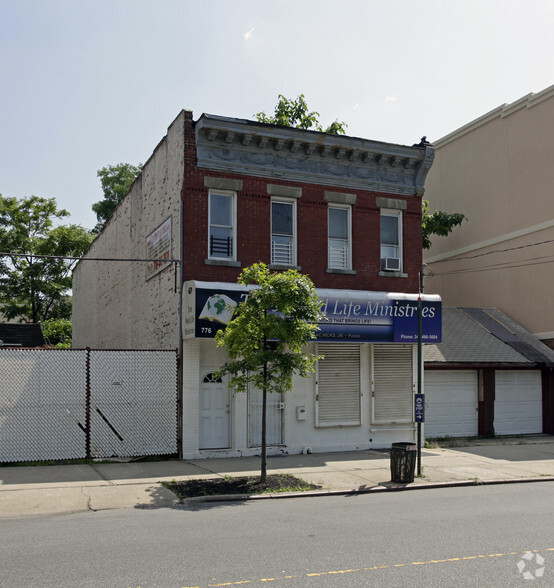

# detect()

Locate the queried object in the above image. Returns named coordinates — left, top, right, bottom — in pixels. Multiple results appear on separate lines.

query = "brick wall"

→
left=72, top=112, right=186, bottom=349
left=181, top=112, right=422, bottom=293
left=74, top=110, right=424, bottom=350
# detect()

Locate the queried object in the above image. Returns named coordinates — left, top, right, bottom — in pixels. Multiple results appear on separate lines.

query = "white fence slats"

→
left=0, top=348, right=178, bottom=463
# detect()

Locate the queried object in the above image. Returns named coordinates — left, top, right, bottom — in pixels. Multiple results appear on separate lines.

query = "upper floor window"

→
left=271, top=199, right=296, bottom=266
left=328, top=205, right=351, bottom=270
left=380, top=210, right=402, bottom=272
left=209, top=190, right=236, bottom=260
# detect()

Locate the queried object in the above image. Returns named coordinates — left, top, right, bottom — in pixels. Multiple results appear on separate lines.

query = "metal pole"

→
left=417, top=283, right=423, bottom=477
left=177, top=200, right=184, bottom=459
left=85, top=347, right=91, bottom=460
left=417, top=264, right=426, bottom=477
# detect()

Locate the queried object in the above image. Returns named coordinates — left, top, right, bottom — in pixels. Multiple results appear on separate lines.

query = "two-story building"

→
left=72, top=110, right=439, bottom=458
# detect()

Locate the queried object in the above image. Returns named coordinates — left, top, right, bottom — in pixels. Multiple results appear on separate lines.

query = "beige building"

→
left=424, top=85, right=554, bottom=347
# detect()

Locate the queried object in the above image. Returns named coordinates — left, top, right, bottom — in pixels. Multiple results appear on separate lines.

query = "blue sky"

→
left=1, top=0, right=552, bottom=230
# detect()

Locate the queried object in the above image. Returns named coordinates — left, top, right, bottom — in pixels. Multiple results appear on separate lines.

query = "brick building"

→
left=73, top=110, right=439, bottom=458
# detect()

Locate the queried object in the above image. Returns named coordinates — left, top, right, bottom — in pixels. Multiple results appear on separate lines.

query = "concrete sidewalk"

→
left=1, top=436, right=553, bottom=518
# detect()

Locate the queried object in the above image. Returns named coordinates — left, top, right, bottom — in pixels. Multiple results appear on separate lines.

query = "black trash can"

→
left=390, top=442, right=417, bottom=483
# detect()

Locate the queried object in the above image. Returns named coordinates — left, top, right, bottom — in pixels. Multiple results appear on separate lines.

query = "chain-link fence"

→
left=0, top=348, right=178, bottom=463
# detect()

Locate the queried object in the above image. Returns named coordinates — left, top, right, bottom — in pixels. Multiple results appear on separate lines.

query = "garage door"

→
left=424, top=370, right=478, bottom=438
left=495, top=370, right=542, bottom=435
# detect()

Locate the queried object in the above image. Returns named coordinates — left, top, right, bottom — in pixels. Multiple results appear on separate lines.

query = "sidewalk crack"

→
left=81, top=488, right=97, bottom=512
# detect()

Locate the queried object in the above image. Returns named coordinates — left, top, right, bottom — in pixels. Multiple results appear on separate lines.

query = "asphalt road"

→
left=1, top=482, right=553, bottom=587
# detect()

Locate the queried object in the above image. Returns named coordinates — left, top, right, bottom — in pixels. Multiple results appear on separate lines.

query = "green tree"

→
left=0, top=194, right=94, bottom=323
left=42, top=317, right=72, bottom=348
left=255, top=94, right=347, bottom=134
left=422, top=200, right=467, bottom=250
left=215, top=263, right=322, bottom=483
left=92, top=162, right=142, bottom=232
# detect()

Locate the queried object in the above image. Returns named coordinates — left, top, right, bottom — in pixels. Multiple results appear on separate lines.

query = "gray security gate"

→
left=0, top=348, right=178, bottom=463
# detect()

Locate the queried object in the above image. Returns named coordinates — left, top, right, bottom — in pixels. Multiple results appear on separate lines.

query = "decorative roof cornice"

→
left=195, top=114, right=434, bottom=197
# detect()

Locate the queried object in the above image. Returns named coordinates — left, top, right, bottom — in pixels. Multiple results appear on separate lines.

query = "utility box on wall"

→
left=296, top=406, right=307, bottom=421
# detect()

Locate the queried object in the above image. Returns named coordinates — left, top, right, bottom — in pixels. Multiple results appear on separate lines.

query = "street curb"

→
left=177, top=476, right=554, bottom=504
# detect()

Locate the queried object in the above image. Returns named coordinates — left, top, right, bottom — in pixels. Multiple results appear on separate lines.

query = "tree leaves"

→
left=42, top=317, right=72, bottom=348
left=0, top=194, right=94, bottom=323
left=255, top=94, right=347, bottom=135
left=422, top=199, right=467, bottom=250
left=215, top=263, right=322, bottom=396
left=92, top=162, right=142, bottom=232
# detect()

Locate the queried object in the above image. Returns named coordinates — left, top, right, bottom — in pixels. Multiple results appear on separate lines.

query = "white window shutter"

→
left=372, top=345, right=413, bottom=423
left=316, top=344, right=361, bottom=427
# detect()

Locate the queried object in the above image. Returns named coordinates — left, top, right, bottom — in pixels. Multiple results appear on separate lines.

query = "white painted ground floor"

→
left=180, top=338, right=422, bottom=459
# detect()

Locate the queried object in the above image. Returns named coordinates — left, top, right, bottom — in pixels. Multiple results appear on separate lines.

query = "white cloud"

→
left=385, top=93, right=397, bottom=103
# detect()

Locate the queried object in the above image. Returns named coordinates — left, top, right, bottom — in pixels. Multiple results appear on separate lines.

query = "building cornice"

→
left=195, top=114, right=434, bottom=197
left=433, top=84, right=554, bottom=148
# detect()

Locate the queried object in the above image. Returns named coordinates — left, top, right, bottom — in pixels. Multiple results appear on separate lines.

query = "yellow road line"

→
left=180, top=547, right=553, bottom=588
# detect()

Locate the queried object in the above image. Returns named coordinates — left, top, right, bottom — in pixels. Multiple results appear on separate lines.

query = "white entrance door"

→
left=495, top=370, right=542, bottom=435
left=199, top=372, right=230, bottom=449
left=248, top=385, right=283, bottom=447
left=424, top=370, right=478, bottom=438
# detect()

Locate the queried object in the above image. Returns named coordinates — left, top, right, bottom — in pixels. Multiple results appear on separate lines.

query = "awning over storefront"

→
left=183, top=281, right=441, bottom=343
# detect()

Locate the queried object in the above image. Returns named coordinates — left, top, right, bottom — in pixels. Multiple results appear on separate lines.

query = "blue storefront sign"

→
left=183, top=281, right=442, bottom=343
left=317, top=289, right=441, bottom=343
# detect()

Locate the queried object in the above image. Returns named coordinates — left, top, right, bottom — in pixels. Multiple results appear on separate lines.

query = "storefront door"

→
left=199, top=372, right=230, bottom=449
left=248, top=385, right=283, bottom=446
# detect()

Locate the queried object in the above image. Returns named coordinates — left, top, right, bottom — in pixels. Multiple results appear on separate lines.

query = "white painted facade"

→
left=180, top=338, right=419, bottom=458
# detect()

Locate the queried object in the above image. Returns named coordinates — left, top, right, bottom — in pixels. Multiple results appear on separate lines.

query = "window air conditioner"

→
left=382, top=257, right=401, bottom=271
